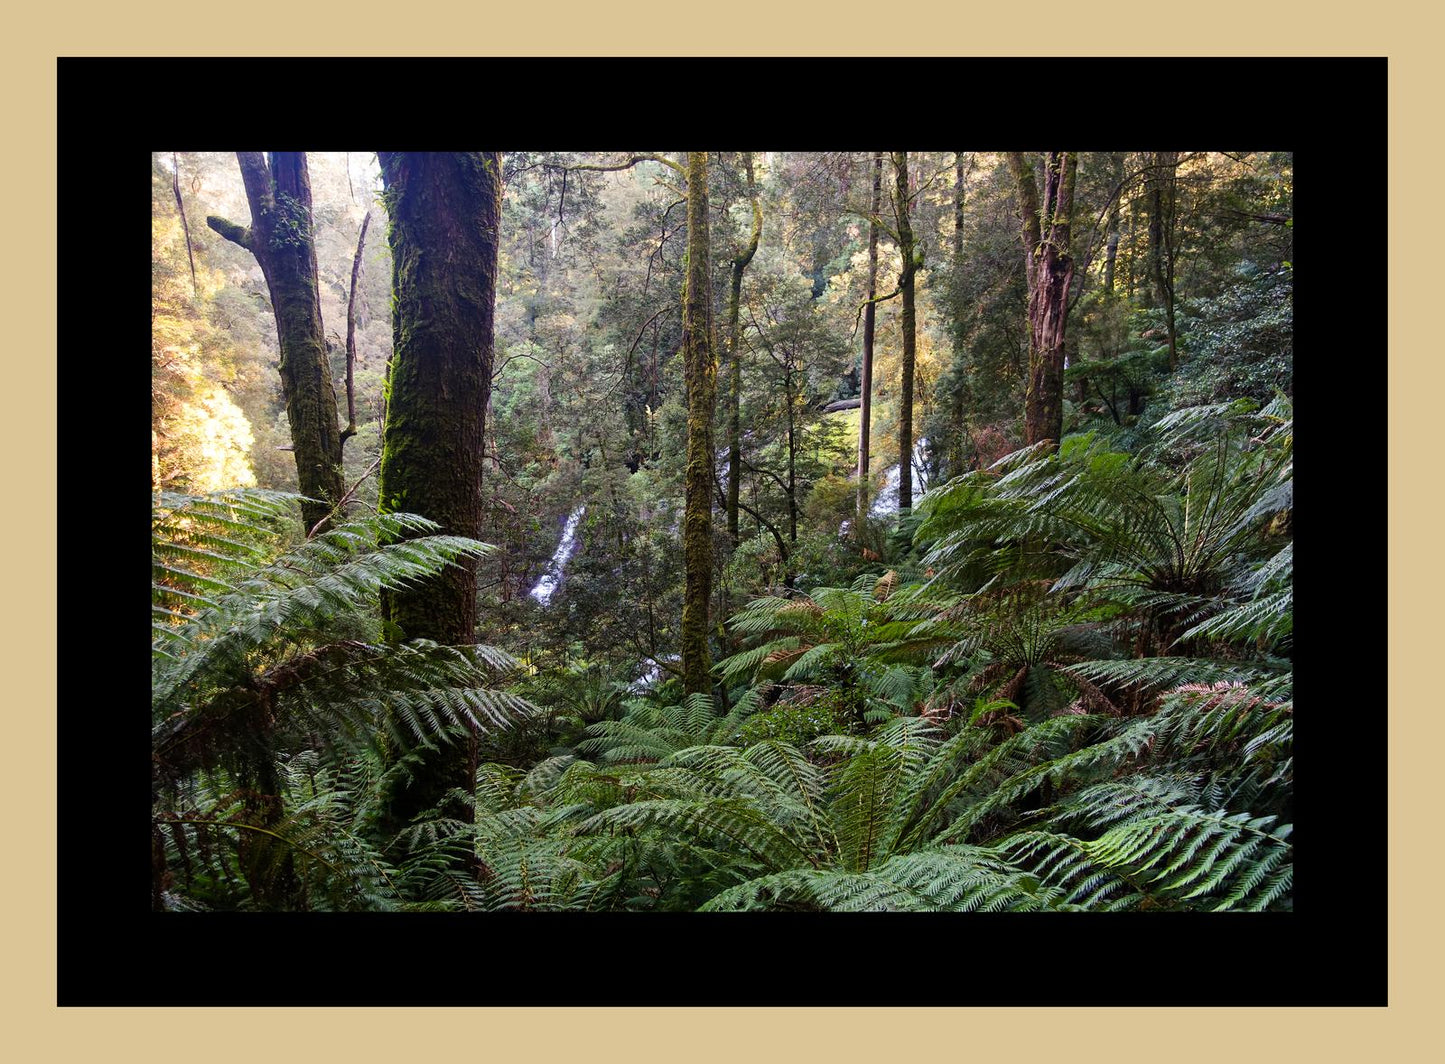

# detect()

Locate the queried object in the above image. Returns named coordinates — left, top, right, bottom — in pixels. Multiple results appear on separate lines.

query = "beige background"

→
left=6, top=7, right=1429, bottom=1060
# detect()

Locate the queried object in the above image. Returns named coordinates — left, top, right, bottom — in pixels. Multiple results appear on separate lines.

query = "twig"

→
left=340, top=211, right=371, bottom=449
left=625, top=305, right=677, bottom=366
left=171, top=153, right=198, bottom=297
left=307, top=456, right=382, bottom=538
left=850, top=284, right=902, bottom=341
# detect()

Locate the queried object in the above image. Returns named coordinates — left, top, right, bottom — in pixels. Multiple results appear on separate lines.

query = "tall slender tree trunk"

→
left=948, top=150, right=968, bottom=480
left=1148, top=150, right=1180, bottom=370
left=680, top=151, right=716, bottom=697
left=726, top=152, right=762, bottom=546
left=1006, top=151, right=1077, bottom=451
left=340, top=210, right=371, bottom=447
left=207, top=152, right=345, bottom=533
left=1125, top=186, right=1140, bottom=301
left=856, top=153, right=882, bottom=526
left=1103, top=152, right=1124, bottom=296
left=374, top=151, right=502, bottom=836
left=893, top=151, right=920, bottom=511
left=171, top=152, right=197, bottom=298
left=786, top=374, right=798, bottom=544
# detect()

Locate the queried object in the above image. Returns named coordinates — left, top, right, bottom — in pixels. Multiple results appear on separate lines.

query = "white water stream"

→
left=528, top=506, right=586, bottom=605
left=529, top=439, right=925, bottom=605
left=869, top=438, right=930, bottom=516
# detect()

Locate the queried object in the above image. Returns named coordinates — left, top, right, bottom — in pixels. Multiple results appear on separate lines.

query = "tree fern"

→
left=152, top=489, right=537, bottom=910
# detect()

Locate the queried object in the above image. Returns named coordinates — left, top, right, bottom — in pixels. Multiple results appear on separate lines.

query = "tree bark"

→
left=893, top=151, right=920, bottom=511
left=340, top=210, right=371, bottom=447
left=1147, top=150, right=1180, bottom=370
left=726, top=152, right=762, bottom=546
left=374, top=151, right=502, bottom=834
left=786, top=371, right=798, bottom=544
left=206, top=152, right=345, bottom=533
left=680, top=151, right=716, bottom=697
left=1006, top=151, right=1077, bottom=451
left=1102, top=152, right=1124, bottom=296
left=1125, top=192, right=1139, bottom=301
left=857, top=153, right=882, bottom=527
left=948, top=150, right=968, bottom=480
left=171, top=153, right=197, bottom=298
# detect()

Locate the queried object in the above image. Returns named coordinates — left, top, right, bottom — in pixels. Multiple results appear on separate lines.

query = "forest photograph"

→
left=150, top=147, right=1297, bottom=920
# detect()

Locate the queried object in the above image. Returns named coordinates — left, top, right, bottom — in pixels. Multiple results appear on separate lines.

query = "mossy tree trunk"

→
left=1006, top=151, right=1077, bottom=451
left=726, top=152, right=762, bottom=546
left=207, top=152, right=345, bottom=534
left=857, top=152, right=882, bottom=526
left=680, top=151, right=716, bottom=697
left=201, top=152, right=340, bottom=900
left=1148, top=150, right=1180, bottom=370
left=892, top=151, right=921, bottom=512
left=947, top=150, right=969, bottom=480
left=374, top=151, right=502, bottom=836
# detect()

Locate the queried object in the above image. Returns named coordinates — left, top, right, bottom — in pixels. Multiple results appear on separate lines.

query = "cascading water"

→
left=528, top=506, right=586, bottom=605
left=628, top=657, right=677, bottom=692
left=869, top=438, right=929, bottom=516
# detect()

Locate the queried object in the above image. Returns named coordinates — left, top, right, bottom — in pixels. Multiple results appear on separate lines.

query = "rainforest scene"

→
left=151, top=149, right=1294, bottom=914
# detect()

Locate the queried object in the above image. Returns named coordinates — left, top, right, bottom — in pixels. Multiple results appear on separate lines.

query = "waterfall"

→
left=869, top=438, right=929, bottom=516
left=528, top=506, right=586, bottom=605
left=628, top=655, right=677, bottom=692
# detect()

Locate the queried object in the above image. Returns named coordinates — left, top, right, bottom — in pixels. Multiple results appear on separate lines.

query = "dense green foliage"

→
left=151, top=490, right=536, bottom=909
left=153, top=150, right=1292, bottom=911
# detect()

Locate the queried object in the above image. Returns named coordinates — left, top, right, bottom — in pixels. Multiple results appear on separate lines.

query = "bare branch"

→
left=843, top=206, right=900, bottom=245
left=911, top=154, right=957, bottom=203
left=340, top=210, right=371, bottom=448
left=306, top=456, right=381, bottom=538
left=714, top=474, right=790, bottom=565
left=171, top=153, right=198, bottom=297
left=1070, top=151, right=1210, bottom=312
left=740, top=456, right=791, bottom=497
left=850, top=284, right=903, bottom=341
left=561, top=153, right=686, bottom=177
left=491, top=349, right=555, bottom=381
left=554, top=167, right=568, bottom=243
left=626, top=305, right=678, bottom=363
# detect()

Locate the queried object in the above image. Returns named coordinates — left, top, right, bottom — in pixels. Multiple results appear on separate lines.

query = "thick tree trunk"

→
left=374, top=151, right=502, bottom=834
left=726, top=153, right=762, bottom=546
left=1006, top=151, right=1077, bottom=451
left=856, top=153, right=882, bottom=526
left=893, top=151, right=920, bottom=511
left=206, top=152, right=345, bottom=534
left=680, top=151, right=716, bottom=697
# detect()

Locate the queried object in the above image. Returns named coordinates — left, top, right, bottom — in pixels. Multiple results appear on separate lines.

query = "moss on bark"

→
left=726, top=152, right=762, bottom=546
left=894, top=151, right=919, bottom=512
left=207, top=152, right=344, bottom=533
left=374, top=151, right=502, bottom=835
left=681, top=151, right=716, bottom=697
left=1008, top=151, right=1077, bottom=451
